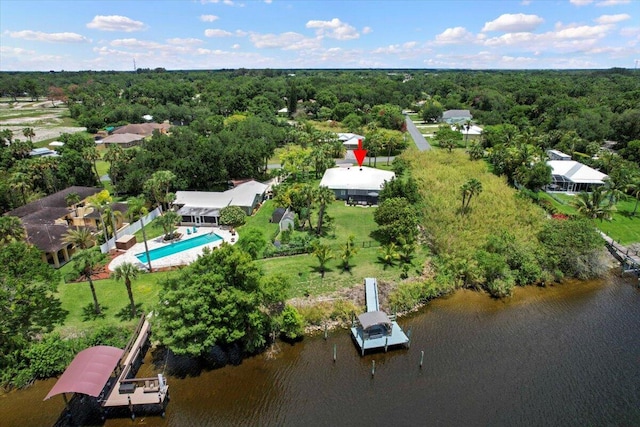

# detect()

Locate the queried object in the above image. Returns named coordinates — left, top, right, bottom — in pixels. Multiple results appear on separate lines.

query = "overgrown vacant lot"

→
left=410, top=150, right=547, bottom=259
left=0, top=100, right=85, bottom=144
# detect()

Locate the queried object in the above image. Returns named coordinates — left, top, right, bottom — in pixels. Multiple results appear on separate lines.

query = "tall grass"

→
left=409, top=150, right=547, bottom=259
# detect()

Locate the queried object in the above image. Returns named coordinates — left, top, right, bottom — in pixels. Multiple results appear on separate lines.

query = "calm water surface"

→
left=2, top=275, right=639, bottom=426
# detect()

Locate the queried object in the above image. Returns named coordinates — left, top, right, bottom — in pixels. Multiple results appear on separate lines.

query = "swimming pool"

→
left=135, top=232, right=223, bottom=263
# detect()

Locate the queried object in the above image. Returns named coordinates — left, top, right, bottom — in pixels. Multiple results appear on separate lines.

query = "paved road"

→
left=405, top=115, right=432, bottom=151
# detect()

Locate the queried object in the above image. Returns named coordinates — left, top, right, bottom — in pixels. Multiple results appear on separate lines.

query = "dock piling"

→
left=333, top=344, right=337, bottom=362
left=324, top=323, right=328, bottom=340
left=420, top=350, right=424, bottom=368
left=384, top=337, right=388, bottom=352
left=371, top=360, right=375, bottom=377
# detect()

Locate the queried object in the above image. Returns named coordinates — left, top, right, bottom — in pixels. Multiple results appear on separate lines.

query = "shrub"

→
left=24, top=334, right=75, bottom=379
left=279, top=305, right=305, bottom=341
left=219, top=205, right=246, bottom=227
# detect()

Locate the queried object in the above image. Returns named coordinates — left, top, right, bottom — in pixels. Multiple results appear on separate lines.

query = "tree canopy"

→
left=155, top=244, right=289, bottom=357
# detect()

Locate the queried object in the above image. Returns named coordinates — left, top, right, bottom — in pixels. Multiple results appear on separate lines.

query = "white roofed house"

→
left=173, top=180, right=268, bottom=227
left=546, top=160, right=608, bottom=193
left=337, top=133, right=365, bottom=150
left=319, top=165, right=395, bottom=205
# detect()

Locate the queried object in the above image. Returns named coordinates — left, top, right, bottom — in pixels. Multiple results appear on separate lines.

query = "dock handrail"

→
left=119, top=314, right=147, bottom=368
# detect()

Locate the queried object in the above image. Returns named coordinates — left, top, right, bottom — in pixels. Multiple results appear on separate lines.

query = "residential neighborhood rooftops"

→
left=6, top=186, right=102, bottom=219
left=113, top=122, right=171, bottom=137
left=442, top=109, right=472, bottom=119
left=319, top=166, right=395, bottom=192
left=174, top=180, right=269, bottom=210
left=102, top=133, right=145, bottom=144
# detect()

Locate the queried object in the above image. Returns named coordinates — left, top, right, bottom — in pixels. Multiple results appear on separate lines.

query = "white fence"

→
left=100, top=207, right=162, bottom=253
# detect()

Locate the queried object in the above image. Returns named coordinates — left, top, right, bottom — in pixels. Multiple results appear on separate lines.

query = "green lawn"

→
left=258, top=200, right=428, bottom=298
left=55, top=269, right=178, bottom=337
left=54, top=197, right=430, bottom=335
left=541, top=192, right=640, bottom=244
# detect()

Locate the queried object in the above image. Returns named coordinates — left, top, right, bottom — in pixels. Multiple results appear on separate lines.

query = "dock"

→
left=600, top=232, right=640, bottom=274
left=351, top=278, right=410, bottom=355
left=45, top=314, right=169, bottom=422
left=102, top=316, right=169, bottom=412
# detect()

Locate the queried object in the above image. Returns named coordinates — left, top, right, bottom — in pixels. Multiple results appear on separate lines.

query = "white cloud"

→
left=110, top=38, right=163, bottom=49
left=555, top=24, right=610, bottom=38
left=596, top=0, right=630, bottom=6
left=482, top=14, right=544, bottom=32
left=521, top=0, right=532, bottom=5
left=362, top=27, right=373, bottom=35
left=200, top=0, right=241, bottom=6
left=620, top=26, right=640, bottom=38
left=250, top=32, right=320, bottom=50
left=7, top=30, right=90, bottom=43
left=434, top=27, right=475, bottom=44
left=0, top=46, right=36, bottom=56
left=166, top=38, right=203, bottom=45
left=306, top=18, right=359, bottom=40
left=570, top=0, right=593, bottom=5
left=204, top=29, right=233, bottom=37
left=232, top=43, right=241, bottom=49
left=200, top=15, right=219, bottom=22
left=595, top=14, right=631, bottom=24
left=86, top=15, right=145, bottom=32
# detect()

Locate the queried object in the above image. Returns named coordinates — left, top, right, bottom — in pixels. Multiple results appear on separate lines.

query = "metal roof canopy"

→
left=358, top=310, right=392, bottom=331
left=44, top=345, right=124, bottom=401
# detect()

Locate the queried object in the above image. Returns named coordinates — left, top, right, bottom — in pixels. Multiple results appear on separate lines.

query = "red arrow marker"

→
left=353, top=138, right=367, bottom=167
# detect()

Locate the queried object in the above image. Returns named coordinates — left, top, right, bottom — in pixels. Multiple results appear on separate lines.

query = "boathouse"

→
left=351, top=278, right=410, bottom=355
left=44, top=315, right=169, bottom=422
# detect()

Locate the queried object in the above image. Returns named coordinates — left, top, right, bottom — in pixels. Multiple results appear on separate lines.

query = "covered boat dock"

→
left=351, top=278, right=410, bottom=355
left=44, top=315, right=169, bottom=422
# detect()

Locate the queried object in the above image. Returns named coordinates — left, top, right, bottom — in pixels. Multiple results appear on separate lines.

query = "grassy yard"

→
left=258, top=200, right=428, bottom=298
left=55, top=269, right=178, bottom=337
left=540, top=192, right=640, bottom=245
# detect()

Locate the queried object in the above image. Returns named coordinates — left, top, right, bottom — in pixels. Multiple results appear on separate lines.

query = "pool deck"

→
left=108, top=226, right=236, bottom=272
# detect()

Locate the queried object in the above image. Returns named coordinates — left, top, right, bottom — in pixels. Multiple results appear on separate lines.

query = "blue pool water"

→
left=136, top=232, right=223, bottom=263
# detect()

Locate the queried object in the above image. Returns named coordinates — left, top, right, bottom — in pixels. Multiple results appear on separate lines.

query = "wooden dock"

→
left=351, top=278, right=410, bottom=355
left=102, top=315, right=169, bottom=416
left=600, top=232, right=640, bottom=274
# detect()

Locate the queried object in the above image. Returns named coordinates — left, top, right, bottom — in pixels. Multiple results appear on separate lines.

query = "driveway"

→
left=405, top=115, right=432, bottom=151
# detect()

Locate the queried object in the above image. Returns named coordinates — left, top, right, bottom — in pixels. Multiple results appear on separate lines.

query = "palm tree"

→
left=8, top=171, right=32, bottom=205
left=315, top=186, right=335, bottom=235
left=312, top=242, right=333, bottom=278
left=156, top=210, right=181, bottom=240
left=460, top=178, right=483, bottom=214
left=82, top=146, right=102, bottom=184
left=65, top=192, right=81, bottom=217
left=0, top=216, right=26, bottom=245
left=111, top=262, right=141, bottom=318
left=603, top=178, right=625, bottom=206
left=63, top=227, right=95, bottom=250
left=103, top=144, right=123, bottom=190
left=340, top=234, right=358, bottom=271
left=572, top=187, right=615, bottom=222
left=72, top=249, right=105, bottom=315
left=378, top=242, right=398, bottom=269
left=87, top=190, right=112, bottom=243
left=299, top=184, right=316, bottom=230
left=467, top=142, right=485, bottom=160
left=22, top=127, right=35, bottom=143
left=627, top=179, right=640, bottom=216
left=127, top=195, right=152, bottom=271
left=144, top=170, right=176, bottom=212
left=397, top=237, right=416, bottom=265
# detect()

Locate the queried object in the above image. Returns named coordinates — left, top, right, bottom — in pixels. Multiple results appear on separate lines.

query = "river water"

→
left=2, top=275, right=639, bottom=426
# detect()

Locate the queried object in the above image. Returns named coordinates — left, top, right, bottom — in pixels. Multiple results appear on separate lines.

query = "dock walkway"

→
left=600, top=232, right=640, bottom=273
left=351, top=278, right=410, bottom=355
left=103, top=316, right=169, bottom=410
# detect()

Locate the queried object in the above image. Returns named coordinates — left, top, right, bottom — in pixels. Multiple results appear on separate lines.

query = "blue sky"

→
left=1, top=0, right=638, bottom=71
